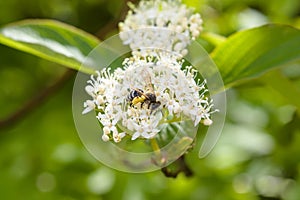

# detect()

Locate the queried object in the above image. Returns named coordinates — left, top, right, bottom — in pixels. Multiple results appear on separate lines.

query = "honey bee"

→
left=127, top=70, right=161, bottom=113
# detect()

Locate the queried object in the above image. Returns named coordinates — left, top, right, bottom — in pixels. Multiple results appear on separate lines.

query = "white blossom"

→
left=83, top=52, right=216, bottom=143
left=119, top=0, right=203, bottom=56
left=81, top=0, right=215, bottom=144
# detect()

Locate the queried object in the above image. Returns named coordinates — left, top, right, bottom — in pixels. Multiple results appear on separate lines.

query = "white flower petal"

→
left=82, top=100, right=95, bottom=114
left=119, top=132, right=126, bottom=139
left=85, top=85, right=94, bottom=96
left=82, top=107, right=93, bottom=115
left=102, top=134, right=110, bottom=142
left=103, top=126, right=111, bottom=135
left=132, top=132, right=141, bottom=140
left=203, top=118, right=213, bottom=126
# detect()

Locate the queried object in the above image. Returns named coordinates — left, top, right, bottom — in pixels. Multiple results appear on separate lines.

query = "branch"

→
left=161, top=155, right=194, bottom=178
left=0, top=69, right=75, bottom=130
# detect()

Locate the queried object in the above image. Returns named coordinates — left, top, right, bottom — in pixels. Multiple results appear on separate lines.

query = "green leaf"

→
left=0, top=19, right=100, bottom=73
left=211, top=24, right=300, bottom=88
left=260, top=70, right=300, bottom=113
left=200, top=31, right=227, bottom=47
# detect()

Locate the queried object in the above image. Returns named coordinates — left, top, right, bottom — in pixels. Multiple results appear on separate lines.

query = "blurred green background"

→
left=1, top=0, right=300, bottom=199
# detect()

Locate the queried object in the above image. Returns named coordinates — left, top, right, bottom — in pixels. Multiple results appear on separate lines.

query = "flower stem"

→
left=117, top=123, right=133, bottom=135
left=150, top=138, right=160, bottom=152
left=159, top=114, right=188, bottom=125
left=150, top=138, right=167, bottom=166
left=160, top=117, right=182, bottom=124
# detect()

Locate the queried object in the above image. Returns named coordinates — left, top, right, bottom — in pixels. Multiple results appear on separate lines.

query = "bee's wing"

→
left=129, top=82, right=143, bottom=95
left=142, top=69, right=154, bottom=93
left=130, top=87, right=145, bottom=96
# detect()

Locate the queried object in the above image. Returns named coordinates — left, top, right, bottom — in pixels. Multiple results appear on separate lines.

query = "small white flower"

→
left=82, top=100, right=95, bottom=114
left=103, top=126, right=111, bottom=135
left=96, top=95, right=105, bottom=105
left=203, top=118, right=213, bottom=126
left=85, top=85, right=95, bottom=97
left=102, top=134, right=110, bottom=142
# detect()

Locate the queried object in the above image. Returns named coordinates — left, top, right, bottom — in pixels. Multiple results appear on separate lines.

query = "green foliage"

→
left=211, top=24, right=300, bottom=88
left=0, top=20, right=99, bottom=73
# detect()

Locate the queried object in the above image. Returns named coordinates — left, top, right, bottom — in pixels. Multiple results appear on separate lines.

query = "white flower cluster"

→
left=119, top=0, right=203, bottom=56
left=83, top=53, right=215, bottom=142
left=82, top=0, right=215, bottom=143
